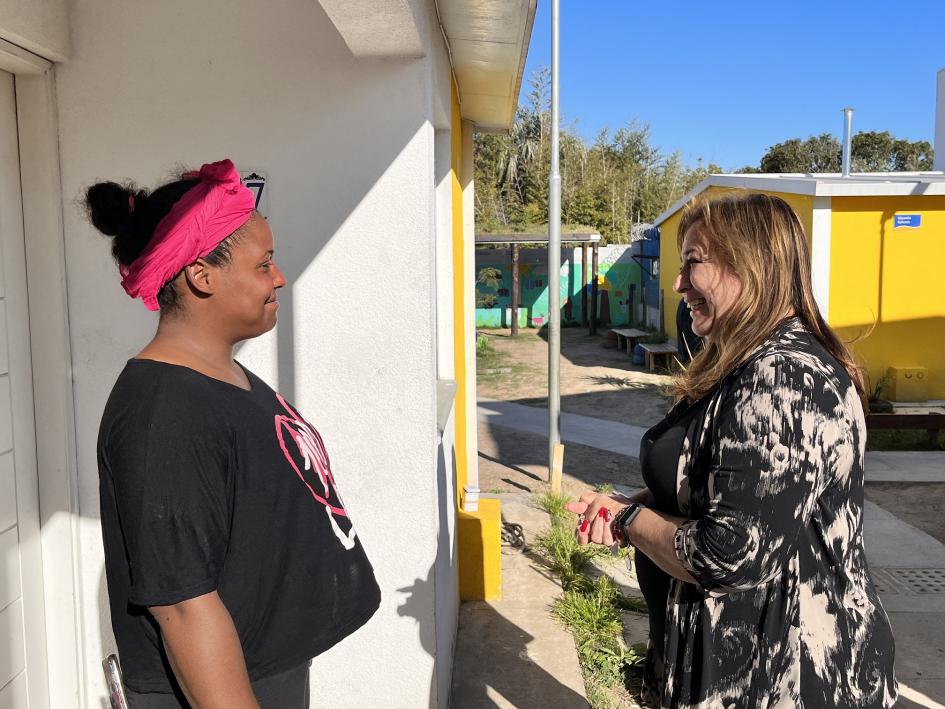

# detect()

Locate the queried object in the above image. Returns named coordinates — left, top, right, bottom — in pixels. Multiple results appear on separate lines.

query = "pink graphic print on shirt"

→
left=275, top=394, right=357, bottom=550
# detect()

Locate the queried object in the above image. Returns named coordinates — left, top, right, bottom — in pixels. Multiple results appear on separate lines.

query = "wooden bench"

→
left=609, top=327, right=649, bottom=355
left=640, top=342, right=678, bottom=372
left=866, top=413, right=945, bottom=444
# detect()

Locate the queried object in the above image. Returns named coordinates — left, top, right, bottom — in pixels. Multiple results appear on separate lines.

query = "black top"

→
left=635, top=393, right=715, bottom=705
left=98, top=360, right=381, bottom=693
left=640, top=394, right=714, bottom=516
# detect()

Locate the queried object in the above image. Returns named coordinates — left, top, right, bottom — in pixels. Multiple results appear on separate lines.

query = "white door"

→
left=0, top=69, right=49, bottom=708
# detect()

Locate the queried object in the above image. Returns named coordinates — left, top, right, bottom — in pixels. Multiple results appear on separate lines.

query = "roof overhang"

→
left=437, top=0, right=537, bottom=131
left=654, top=172, right=945, bottom=226
left=476, top=232, right=602, bottom=244
left=318, top=1, right=536, bottom=131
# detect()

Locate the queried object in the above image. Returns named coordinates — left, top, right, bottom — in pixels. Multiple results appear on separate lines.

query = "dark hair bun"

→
left=85, top=181, right=136, bottom=237
left=85, top=181, right=154, bottom=266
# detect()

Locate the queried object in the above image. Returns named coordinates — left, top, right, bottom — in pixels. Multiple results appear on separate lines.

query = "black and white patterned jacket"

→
left=661, top=317, right=898, bottom=708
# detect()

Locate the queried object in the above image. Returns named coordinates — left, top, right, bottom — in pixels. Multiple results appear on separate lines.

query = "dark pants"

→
left=126, top=662, right=311, bottom=709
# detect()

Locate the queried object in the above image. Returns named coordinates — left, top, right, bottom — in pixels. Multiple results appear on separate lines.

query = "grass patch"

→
left=475, top=332, right=538, bottom=386
left=476, top=333, right=496, bottom=356
left=531, top=492, right=648, bottom=707
left=534, top=490, right=572, bottom=524
left=554, top=577, right=647, bottom=702
left=867, top=429, right=945, bottom=452
left=532, top=523, right=605, bottom=592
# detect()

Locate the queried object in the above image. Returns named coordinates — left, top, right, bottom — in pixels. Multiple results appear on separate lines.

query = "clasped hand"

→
left=565, top=492, right=628, bottom=547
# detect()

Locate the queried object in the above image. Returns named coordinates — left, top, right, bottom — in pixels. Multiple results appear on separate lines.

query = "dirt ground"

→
left=477, top=327, right=674, bottom=428
left=477, top=327, right=671, bottom=494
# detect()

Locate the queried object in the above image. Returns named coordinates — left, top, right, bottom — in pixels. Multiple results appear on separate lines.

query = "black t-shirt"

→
left=98, top=360, right=381, bottom=693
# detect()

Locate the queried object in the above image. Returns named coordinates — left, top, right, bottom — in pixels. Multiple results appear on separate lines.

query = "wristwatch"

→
left=610, top=502, right=645, bottom=547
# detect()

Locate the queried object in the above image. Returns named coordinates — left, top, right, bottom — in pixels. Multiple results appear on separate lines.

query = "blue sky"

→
left=522, top=1, right=945, bottom=170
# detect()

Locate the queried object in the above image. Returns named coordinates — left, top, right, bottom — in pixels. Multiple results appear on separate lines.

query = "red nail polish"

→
left=597, top=508, right=609, bottom=520
left=580, top=520, right=589, bottom=533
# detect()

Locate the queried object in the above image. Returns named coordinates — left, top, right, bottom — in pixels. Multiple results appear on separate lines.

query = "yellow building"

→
left=655, top=173, right=945, bottom=400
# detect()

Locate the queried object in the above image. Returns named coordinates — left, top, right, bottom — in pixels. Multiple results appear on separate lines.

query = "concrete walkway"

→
left=452, top=498, right=588, bottom=708
left=475, top=400, right=945, bottom=708
left=478, top=398, right=646, bottom=459
left=866, top=451, right=945, bottom=483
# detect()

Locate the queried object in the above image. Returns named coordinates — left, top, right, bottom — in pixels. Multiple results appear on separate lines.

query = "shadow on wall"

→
left=397, top=567, right=439, bottom=707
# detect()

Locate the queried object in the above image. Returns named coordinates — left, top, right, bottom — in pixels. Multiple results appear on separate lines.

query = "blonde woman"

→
left=568, top=193, right=897, bottom=708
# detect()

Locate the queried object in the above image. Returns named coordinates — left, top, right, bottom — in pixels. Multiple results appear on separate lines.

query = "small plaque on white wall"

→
left=240, top=171, right=269, bottom=215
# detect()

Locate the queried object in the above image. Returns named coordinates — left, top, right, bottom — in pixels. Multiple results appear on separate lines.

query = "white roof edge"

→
left=653, top=172, right=945, bottom=226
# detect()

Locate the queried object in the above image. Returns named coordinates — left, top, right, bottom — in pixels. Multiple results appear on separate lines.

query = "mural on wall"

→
left=475, top=246, right=642, bottom=328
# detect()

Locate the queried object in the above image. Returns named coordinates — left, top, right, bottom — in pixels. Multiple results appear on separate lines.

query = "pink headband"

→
left=119, top=159, right=256, bottom=310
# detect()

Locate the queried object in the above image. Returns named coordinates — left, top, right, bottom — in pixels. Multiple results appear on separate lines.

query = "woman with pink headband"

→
left=86, top=160, right=380, bottom=708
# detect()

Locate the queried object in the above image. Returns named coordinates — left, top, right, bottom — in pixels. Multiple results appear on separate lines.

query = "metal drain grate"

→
left=870, top=569, right=906, bottom=595
left=893, top=569, right=945, bottom=594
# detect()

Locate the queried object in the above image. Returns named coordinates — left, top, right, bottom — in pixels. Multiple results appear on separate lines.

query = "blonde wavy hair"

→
left=673, top=191, right=865, bottom=404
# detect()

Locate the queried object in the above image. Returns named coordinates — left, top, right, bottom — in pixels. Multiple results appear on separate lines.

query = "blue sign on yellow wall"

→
left=893, top=214, right=921, bottom=229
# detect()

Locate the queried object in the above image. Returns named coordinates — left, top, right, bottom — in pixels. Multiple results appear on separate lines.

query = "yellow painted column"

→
left=458, top=500, right=502, bottom=601
left=450, top=81, right=501, bottom=600
left=450, top=81, right=468, bottom=503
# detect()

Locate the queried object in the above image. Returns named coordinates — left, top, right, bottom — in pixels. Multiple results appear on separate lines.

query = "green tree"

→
left=851, top=132, right=935, bottom=172
left=760, top=138, right=808, bottom=172
left=760, top=134, right=839, bottom=173
left=892, top=139, right=934, bottom=171
left=759, top=131, right=933, bottom=173
left=852, top=131, right=896, bottom=171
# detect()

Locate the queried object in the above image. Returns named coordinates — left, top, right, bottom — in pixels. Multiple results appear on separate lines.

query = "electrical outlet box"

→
left=886, top=366, right=928, bottom=402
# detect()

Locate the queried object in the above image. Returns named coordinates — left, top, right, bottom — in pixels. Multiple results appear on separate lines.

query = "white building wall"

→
left=51, top=0, right=452, bottom=706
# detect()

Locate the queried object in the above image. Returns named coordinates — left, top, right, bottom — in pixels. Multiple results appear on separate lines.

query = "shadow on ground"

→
left=478, top=419, right=644, bottom=497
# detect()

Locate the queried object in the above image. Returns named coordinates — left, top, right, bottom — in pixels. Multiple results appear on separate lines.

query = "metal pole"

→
left=580, top=242, right=588, bottom=326
left=590, top=241, right=599, bottom=335
left=841, top=107, right=853, bottom=177
left=629, top=283, right=636, bottom=327
left=511, top=244, right=520, bottom=336
left=547, top=0, right=561, bottom=479
left=658, top=289, right=665, bottom=336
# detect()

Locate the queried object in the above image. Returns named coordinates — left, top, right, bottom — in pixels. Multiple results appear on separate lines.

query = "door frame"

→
left=0, top=40, right=83, bottom=708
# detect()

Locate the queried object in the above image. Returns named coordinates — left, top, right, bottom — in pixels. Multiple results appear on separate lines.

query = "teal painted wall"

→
left=475, top=246, right=641, bottom=328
